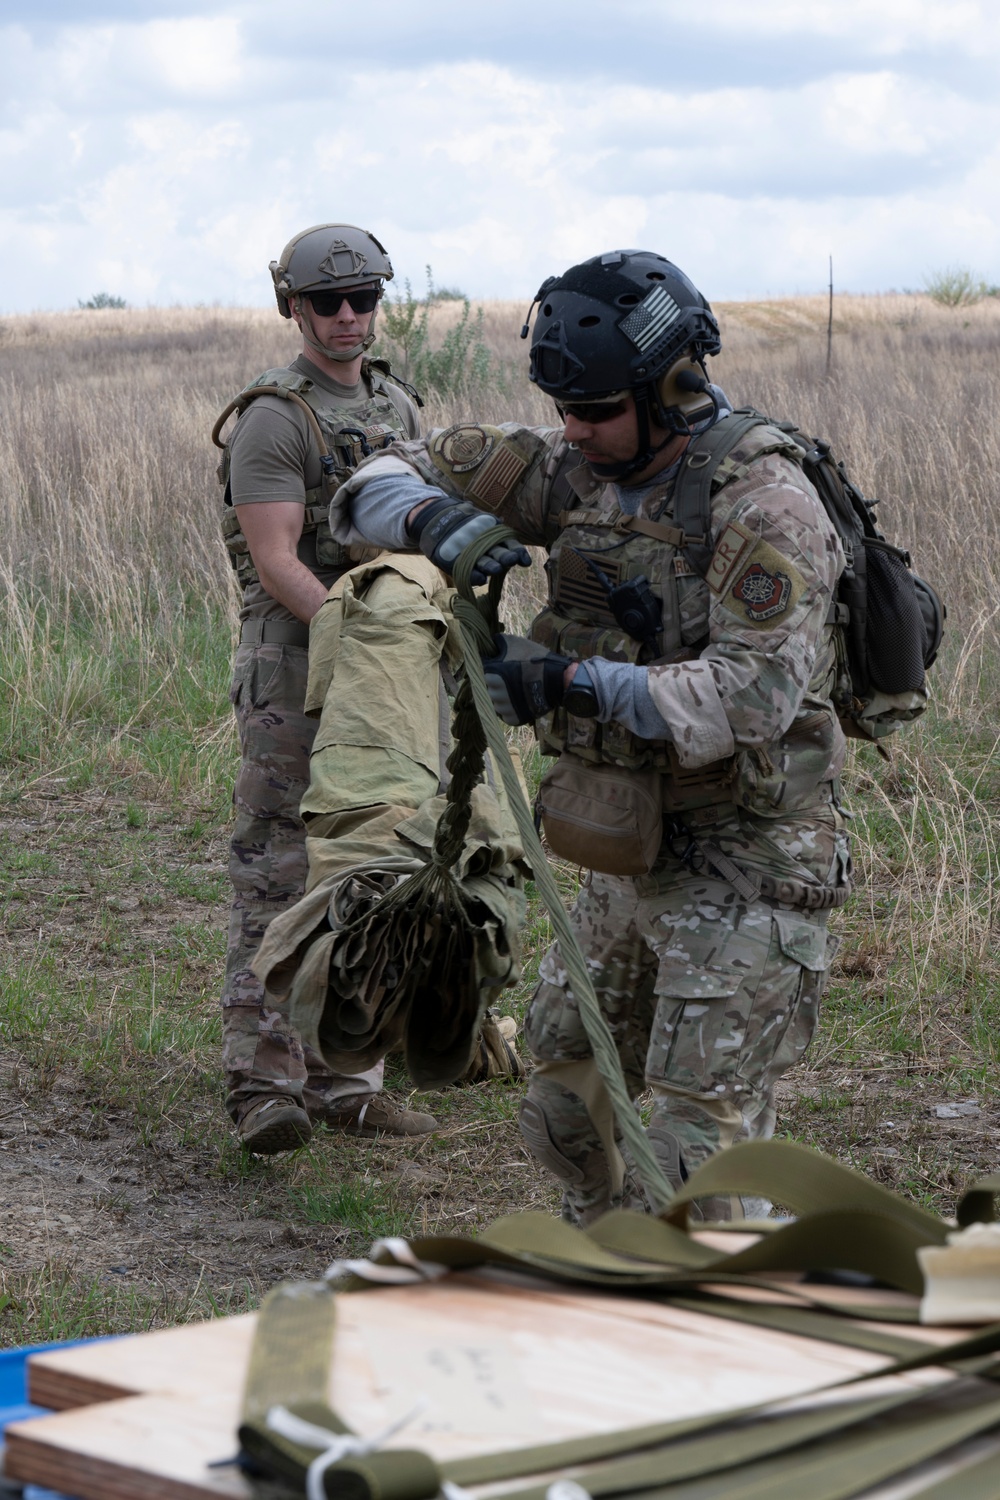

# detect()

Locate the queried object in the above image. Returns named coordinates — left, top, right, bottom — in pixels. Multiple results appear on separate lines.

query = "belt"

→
left=239, top=619, right=310, bottom=649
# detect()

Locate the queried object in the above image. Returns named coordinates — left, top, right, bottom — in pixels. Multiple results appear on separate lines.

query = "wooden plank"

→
left=27, top=1315, right=257, bottom=1412
left=4, top=1392, right=248, bottom=1500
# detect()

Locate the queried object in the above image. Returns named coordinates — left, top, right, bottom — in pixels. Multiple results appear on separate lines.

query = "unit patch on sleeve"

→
left=431, top=423, right=498, bottom=475
left=723, top=536, right=806, bottom=628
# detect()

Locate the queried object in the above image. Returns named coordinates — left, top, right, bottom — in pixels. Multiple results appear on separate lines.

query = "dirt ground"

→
left=0, top=786, right=556, bottom=1334
left=1, top=784, right=998, bottom=1339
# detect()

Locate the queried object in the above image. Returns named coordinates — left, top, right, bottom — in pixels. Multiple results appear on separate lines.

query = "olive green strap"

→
left=957, top=1172, right=1000, bottom=1226
left=242, top=1281, right=338, bottom=1423
left=239, top=1281, right=442, bottom=1499
left=449, top=537, right=675, bottom=1213
left=653, top=1390, right=1000, bottom=1500
left=467, top=1385, right=989, bottom=1500
left=917, top=1442, right=1000, bottom=1500
left=667, top=1293, right=930, bottom=1361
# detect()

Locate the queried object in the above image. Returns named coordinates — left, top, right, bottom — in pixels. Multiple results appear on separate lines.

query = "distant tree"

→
left=78, top=292, right=127, bottom=310
left=923, top=267, right=989, bottom=308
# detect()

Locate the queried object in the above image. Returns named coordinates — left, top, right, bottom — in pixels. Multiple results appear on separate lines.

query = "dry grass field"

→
left=2, top=291, right=1000, bottom=1341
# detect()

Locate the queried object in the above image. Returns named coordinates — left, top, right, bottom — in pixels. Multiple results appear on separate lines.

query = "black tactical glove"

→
left=481, top=635, right=599, bottom=726
left=408, top=496, right=531, bottom=586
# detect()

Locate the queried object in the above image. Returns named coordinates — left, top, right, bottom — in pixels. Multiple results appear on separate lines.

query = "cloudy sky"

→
left=3, top=0, right=999, bottom=312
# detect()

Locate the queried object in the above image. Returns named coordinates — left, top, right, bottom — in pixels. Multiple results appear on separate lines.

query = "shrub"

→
left=78, top=292, right=128, bottom=310
left=378, top=267, right=491, bottom=396
left=923, top=267, right=989, bottom=308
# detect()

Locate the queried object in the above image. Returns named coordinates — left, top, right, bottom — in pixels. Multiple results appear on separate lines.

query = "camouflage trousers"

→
left=222, top=640, right=383, bottom=1120
left=520, top=804, right=847, bottom=1224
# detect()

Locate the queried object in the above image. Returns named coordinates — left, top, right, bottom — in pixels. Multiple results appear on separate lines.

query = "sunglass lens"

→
left=557, top=400, right=627, bottom=425
left=309, top=288, right=380, bottom=316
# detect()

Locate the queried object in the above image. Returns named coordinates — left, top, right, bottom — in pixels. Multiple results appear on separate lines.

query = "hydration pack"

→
left=673, top=409, right=945, bottom=741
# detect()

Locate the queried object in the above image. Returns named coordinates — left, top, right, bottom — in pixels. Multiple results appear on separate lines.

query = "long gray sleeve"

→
left=579, top=657, right=673, bottom=741
left=332, top=462, right=448, bottom=550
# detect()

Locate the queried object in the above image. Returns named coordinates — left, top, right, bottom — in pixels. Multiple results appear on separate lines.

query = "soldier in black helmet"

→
left=329, top=250, right=851, bottom=1221
left=213, top=224, right=437, bottom=1154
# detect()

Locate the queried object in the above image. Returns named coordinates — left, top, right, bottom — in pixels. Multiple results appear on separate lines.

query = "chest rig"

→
left=530, top=477, right=730, bottom=806
left=212, top=362, right=414, bottom=589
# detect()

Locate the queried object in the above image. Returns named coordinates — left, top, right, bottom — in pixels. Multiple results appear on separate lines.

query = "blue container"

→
left=0, top=1341, right=107, bottom=1500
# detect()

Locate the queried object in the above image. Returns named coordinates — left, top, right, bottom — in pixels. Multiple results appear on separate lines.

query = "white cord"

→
left=325, top=1236, right=449, bottom=1285
left=266, top=1400, right=427, bottom=1500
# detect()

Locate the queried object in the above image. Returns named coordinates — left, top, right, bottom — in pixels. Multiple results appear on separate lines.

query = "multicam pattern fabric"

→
left=522, top=806, right=844, bottom=1224
left=221, top=641, right=382, bottom=1119
left=334, top=410, right=853, bottom=1217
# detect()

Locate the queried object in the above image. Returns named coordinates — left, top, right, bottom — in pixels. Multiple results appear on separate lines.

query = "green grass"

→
left=291, top=1178, right=412, bottom=1237
left=0, top=1263, right=256, bottom=1346
left=0, top=597, right=236, bottom=803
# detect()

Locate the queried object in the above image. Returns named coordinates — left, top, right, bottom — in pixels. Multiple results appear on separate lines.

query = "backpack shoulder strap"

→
left=673, top=409, right=771, bottom=575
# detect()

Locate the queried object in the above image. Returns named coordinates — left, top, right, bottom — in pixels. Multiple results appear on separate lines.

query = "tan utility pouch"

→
left=538, top=755, right=663, bottom=877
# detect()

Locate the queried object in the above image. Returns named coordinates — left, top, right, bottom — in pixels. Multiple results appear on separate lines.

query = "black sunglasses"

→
left=308, top=287, right=381, bottom=316
left=555, top=398, right=629, bottom=425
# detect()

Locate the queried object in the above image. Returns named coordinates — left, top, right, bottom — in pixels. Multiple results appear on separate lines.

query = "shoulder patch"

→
left=724, top=537, right=806, bottom=628
left=429, top=423, right=529, bottom=509
left=432, top=423, right=499, bottom=474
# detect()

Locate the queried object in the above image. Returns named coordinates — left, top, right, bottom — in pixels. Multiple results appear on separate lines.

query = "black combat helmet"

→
left=524, top=249, right=722, bottom=479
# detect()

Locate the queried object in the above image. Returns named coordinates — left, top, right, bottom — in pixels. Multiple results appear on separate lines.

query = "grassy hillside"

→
left=1, top=293, right=998, bottom=1339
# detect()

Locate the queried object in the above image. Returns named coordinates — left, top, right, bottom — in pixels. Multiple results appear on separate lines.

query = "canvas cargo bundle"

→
left=252, top=554, right=528, bottom=1088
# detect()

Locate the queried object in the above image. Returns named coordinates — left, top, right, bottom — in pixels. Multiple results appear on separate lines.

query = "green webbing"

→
left=465, top=1386, right=987, bottom=1500
left=242, top=1280, right=338, bottom=1423
left=666, top=1293, right=930, bottom=1361
left=917, top=1443, right=1000, bottom=1500
left=957, top=1172, right=1000, bottom=1227
left=240, top=1282, right=441, bottom=1498
left=447, top=534, right=674, bottom=1213
left=239, top=1268, right=1000, bottom=1498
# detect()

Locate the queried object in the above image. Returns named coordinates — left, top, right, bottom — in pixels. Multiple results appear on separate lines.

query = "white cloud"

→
left=1, top=4, right=999, bottom=311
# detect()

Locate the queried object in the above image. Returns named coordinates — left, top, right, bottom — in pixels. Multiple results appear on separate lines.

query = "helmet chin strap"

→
left=295, top=296, right=379, bottom=364
left=585, top=386, right=685, bottom=483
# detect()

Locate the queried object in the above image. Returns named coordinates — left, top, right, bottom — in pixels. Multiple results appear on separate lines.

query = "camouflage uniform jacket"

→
left=332, top=418, right=847, bottom=820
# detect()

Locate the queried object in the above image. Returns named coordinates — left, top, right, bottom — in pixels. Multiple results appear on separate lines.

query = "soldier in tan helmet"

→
left=214, top=223, right=437, bottom=1154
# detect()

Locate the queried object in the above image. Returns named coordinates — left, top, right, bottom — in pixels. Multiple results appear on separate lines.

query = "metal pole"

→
left=826, top=255, right=834, bottom=376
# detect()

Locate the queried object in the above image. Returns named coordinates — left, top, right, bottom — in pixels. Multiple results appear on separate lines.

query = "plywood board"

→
left=2, top=1271, right=987, bottom=1500
left=27, top=1314, right=258, bottom=1412
left=5, top=1391, right=248, bottom=1500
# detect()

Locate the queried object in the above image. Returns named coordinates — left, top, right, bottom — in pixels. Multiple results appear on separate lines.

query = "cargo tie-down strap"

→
left=238, top=1142, right=1000, bottom=1499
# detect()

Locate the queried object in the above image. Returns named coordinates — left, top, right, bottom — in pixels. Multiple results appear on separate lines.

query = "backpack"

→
left=673, top=409, right=945, bottom=742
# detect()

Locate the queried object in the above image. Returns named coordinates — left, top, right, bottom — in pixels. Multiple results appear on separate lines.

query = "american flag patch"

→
left=468, top=444, right=528, bottom=507
left=620, top=285, right=681, bottom=351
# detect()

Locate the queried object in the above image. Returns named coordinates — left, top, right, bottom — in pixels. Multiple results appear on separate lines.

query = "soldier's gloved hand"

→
left=408, top=497, right=531, bottom=586
left=481, top=634, right=580, bottom=726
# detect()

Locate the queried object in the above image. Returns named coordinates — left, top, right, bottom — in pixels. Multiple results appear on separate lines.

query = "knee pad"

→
left=518, top=1098, right=586, bottom=1186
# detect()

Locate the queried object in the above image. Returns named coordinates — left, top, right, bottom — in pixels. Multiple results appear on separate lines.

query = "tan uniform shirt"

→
left=229, top=354, right=420, bottom=625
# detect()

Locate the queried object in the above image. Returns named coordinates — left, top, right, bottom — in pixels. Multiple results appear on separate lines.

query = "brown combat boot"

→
left=308, top=1091, right=438, bottom=1138
left=456, top=1010, right=527, bottom=1086
left=236, top=1095, right=313, bottom=1155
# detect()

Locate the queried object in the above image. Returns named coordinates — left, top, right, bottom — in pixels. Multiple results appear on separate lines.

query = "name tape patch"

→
left=707, top=520, right=757, bottom=595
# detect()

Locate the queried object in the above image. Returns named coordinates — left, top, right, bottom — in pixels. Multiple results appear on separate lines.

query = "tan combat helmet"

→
left=269, top=223, right=395, bottom=363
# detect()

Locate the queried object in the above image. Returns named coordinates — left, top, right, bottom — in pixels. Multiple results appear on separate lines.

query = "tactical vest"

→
left=214, top=360, right=416, bottom=589
left=530, top=424, right=838, bottom=816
